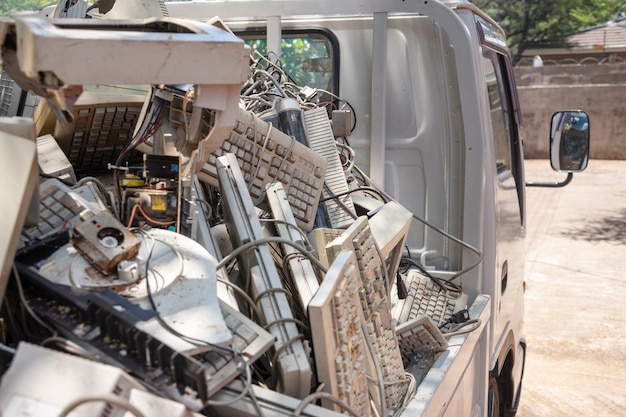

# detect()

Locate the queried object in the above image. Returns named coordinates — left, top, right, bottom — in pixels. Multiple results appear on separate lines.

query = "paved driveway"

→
left=520, top=159, right=626, bottom=417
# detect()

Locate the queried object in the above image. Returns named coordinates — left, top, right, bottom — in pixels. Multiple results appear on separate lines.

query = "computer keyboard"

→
left=52, top=92, right=145, bottom=174
left=326, top=216, right=408, bottom=415
left=16, top=255, right=275, bottom=405
left=302, top=107, right=356, bottom=228
left=266, top=182, right=320, bottom=314
left=395, top=315, right=448, bottom=368
left=308, top=250, right=372, bottom=417
left=202, top=301, right=275, bottom=398
left=391, top=269, right=468, bottom=328
left=197, top=105, right=327, bottom=231
left=99, top=293, right=273, bottom=403
left=0, top=69, right=15, bottom=116
left=18, top=179, right=89, bottom=253
left=309, top=227, right=344, bottom=268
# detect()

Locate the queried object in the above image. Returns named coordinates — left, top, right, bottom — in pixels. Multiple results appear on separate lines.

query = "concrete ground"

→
left=519, top=159, right=626, bottom=416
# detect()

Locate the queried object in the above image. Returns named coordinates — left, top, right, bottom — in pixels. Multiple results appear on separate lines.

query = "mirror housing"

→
left=550, top=110, right=590, bottom=172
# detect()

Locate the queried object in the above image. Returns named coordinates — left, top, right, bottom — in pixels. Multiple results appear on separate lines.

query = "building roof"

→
left=518, top=17, right=626, bottom=65
left=566, top=17, right=626, bottom=49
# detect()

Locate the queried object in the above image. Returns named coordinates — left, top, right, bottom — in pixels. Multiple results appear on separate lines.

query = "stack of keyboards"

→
left=14, top=101, right=471, bottom=417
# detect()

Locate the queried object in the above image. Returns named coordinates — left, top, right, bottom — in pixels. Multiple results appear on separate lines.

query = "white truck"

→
left=0, top=1, right=589, bottom=417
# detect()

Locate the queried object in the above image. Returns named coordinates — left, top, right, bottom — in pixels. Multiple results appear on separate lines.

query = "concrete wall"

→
left=514, top=63, right=626, bottom=159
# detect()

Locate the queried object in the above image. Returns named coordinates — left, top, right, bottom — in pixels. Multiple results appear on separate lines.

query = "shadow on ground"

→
left=561, top=209, right=626, bottom=244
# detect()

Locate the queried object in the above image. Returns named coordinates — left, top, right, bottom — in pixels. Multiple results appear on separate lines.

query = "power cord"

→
left=438, top=309, right=471, bottom=330
left=442, top=319, right=482, bottom=338
left=352, top=165, right=483, bottom=283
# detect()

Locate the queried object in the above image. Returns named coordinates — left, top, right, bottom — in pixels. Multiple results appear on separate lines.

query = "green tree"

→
left=474, top=0, right=626, bottom=60
left=570, top=0, right=626, bottom=27
left=1, top=0, right=55, bottom=16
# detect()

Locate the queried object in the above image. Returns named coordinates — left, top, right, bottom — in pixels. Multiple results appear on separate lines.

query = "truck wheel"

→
left=489, top=376, right=501, bottom=417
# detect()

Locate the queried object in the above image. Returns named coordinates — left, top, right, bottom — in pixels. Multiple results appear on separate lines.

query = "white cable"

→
left=215, top=236, right=328, bottom=275
left=293, top=391, right=361, bottom=417
left=395, top=372, right=418, bottom=417
left=335, top=141, right=355, bottom=171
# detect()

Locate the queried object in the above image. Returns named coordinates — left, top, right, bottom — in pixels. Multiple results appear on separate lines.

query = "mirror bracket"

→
left=526, top=172, right=573, bottom=188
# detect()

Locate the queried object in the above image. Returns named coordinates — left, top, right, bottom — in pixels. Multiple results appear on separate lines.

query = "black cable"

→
left=318, top=185, right=388, bottom=205
left=113, top=98, right=166, bottom=219
left=399, top=257, right=461, bottom=292
left=258, top=218, right=311, bottom=248
left=321, top=183, right=358, bottom=221
left=352, top=165, right=483, bottom=283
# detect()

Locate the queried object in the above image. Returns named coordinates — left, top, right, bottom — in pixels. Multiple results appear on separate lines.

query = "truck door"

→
left=481, top=42, right=526, bottom=368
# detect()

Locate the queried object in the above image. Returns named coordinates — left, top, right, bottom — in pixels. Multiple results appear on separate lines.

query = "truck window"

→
left=481, top=47, right=526, bottom=225
left=482, top=51, right=512, bottom=176
left=238, top=30, right=338, bottom=94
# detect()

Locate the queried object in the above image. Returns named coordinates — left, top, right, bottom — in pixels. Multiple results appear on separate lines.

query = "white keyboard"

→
left=266, top=182, right=320, bottom=314
left=325, top=217, right=408, bottom=415
left=395, top=315, right=448, bottom=368
left=197, top=105, right=327, bottom=231
left=308, top=250, right=373, bottom=417
left=391, top=269, right=468, bottom=328
left=302, top=107, right=355, bottom=228
left=18, top=179, right=93, bottom=253
left=216, top=153, right=312, bottom=398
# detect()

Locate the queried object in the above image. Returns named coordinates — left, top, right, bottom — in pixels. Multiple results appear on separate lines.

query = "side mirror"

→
left=550, top=110, right=590, bottom=172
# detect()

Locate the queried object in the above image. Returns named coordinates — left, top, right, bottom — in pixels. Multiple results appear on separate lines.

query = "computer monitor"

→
left=0, top=117, right=39, bottom=309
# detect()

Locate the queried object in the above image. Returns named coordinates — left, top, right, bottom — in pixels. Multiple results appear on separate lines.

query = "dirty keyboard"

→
left=201, top=301, right=275, bottom=398
left=395, top=315, right=448, bottom=367
left=326, top=217, right=408, bottom=415
left=197, top=106, right=327, bottom=231
left=18, top=179, right=87, bottom=253
left=391, top=269, right=468, bottom=328
left=308, top=251, right=372, bottom=416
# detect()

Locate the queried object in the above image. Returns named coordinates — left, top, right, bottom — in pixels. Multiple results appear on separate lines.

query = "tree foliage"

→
left=0, top=0, right=55, bottom=16
left=473, top=0, right=626, bottom=59
left=569, top=0, right=626, bottom=27
left=247, top=37, right=334, bottom=91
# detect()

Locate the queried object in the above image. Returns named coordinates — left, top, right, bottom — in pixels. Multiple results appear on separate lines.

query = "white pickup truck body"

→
left=166, top=2, right=527, bottom=416
left=0, top=1, right=559, bottom=416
